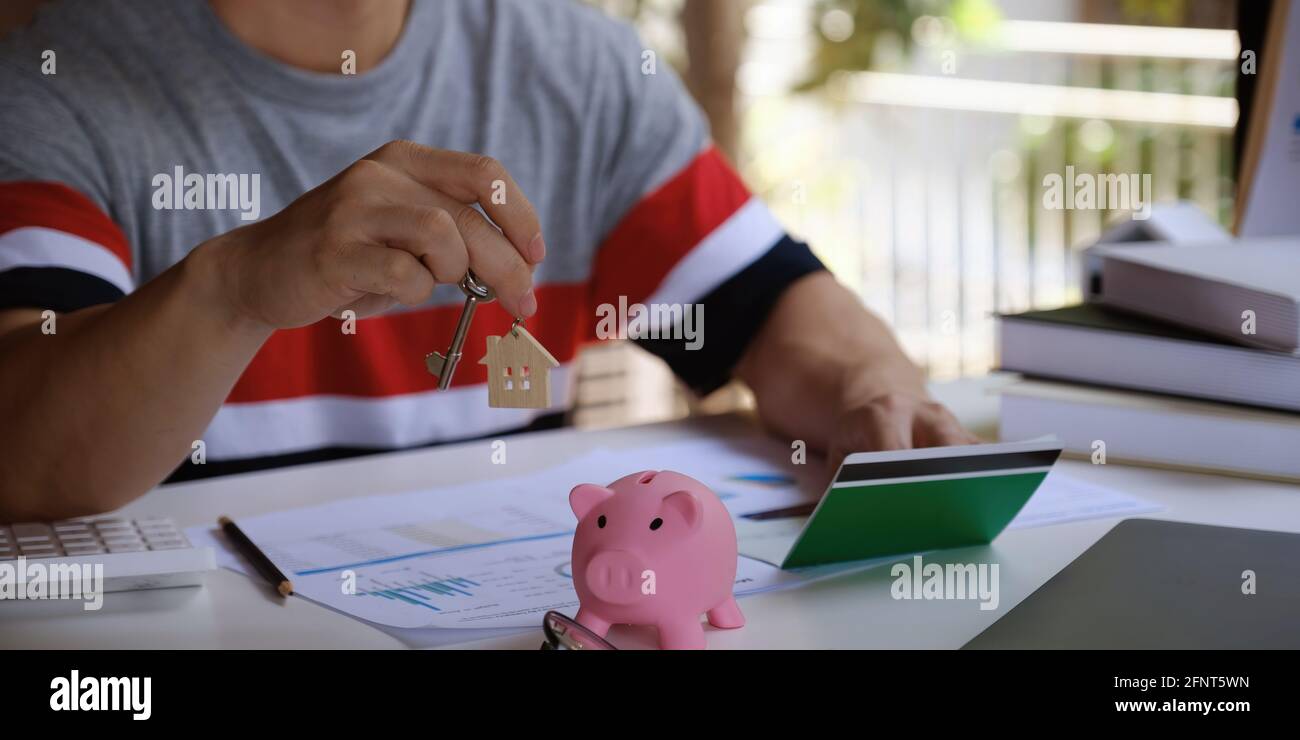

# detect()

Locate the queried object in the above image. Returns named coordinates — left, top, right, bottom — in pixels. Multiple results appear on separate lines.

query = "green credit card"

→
left=780, top=439, right=1062, bottom=569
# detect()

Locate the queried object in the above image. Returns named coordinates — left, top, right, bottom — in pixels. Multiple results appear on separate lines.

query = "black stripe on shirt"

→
left=0, top=266, right=124, bottom=312
left=634, top=234, right=826, bottom=395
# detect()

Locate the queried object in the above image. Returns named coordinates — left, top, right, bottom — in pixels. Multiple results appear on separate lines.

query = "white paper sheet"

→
left=187, top=440, right=826, bottom=633
left=1005, top=471, right=1162, bottom=530
left=188, top=442, right=1157, bottom=641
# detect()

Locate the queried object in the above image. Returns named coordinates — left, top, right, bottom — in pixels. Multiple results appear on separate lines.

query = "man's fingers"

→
left=366, top=204, right=470, bottom=285
left=333, top=294, right=398, bottom=320
left=420, top=190, right=537, bottom=318
left=350, top=190, right=536, bottom=318
left=365, top=141, right=545, bottom=264
left=339, top=159, right=471, bottom=284
left=327, top=242, right=436, bottom=308
left=835, top=403, right=910, bottom=456
left=340, top=150, right=538, bottom=316
left=866, top=398, right=915, bottom=451
left=915, top=403, right=980, bottom=447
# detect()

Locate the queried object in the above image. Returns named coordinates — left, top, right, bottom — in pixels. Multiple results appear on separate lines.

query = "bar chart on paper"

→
left=301, top=536, right=583, bottom=629
left=355, top=572, right=483, bottom=611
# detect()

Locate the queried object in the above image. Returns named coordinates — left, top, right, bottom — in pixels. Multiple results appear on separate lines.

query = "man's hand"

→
left=203, top=140, right=546, bottom=330
left=737, top=272, right=980, bottom=477
left=0, top=141, right=548, bottom=520
left=826, top=390, right=981, bottom=474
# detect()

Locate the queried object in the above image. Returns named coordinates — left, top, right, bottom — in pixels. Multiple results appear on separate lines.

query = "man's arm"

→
left=0, top=142, right=544, bottom=522
left=0, top=248, right=270, bottom=521
left=736, top=271, right=978, bottom=471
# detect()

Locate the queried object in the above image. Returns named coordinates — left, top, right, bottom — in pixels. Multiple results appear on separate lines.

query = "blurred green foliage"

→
left=798, top=0, right=1004, bottom=90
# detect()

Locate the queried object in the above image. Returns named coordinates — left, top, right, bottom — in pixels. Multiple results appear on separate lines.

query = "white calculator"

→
left=0, top=517, right=215, bottom=592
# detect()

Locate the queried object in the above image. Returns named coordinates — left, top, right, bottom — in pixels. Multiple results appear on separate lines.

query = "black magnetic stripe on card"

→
left=835, top=449, right=1061, bottom=484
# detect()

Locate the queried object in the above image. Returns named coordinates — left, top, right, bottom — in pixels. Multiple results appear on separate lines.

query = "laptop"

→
left=964, top=519, right=1300, bottom=649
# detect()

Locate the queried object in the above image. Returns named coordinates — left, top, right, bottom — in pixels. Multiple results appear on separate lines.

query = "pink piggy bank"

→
left=568, top=470, right=744, bottom=650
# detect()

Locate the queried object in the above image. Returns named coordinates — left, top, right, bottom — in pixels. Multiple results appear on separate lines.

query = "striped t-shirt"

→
left=0, top=0, right=824, bottom=478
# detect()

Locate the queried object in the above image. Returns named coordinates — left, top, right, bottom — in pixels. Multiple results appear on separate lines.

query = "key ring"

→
left=460, top=270, right=496, bottom=302
left=510, top=317, right=524, bottom=337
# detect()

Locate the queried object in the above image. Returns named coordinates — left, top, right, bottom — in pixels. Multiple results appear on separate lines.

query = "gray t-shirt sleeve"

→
left=0, top=53, right=114, bottom=212
left=0, top=49, right=132, bottom=310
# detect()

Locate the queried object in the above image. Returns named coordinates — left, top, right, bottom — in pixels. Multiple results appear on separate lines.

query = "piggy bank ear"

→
left=661, top=490, right=702, bottom=531
left=569, top=484, right=614, bottom=520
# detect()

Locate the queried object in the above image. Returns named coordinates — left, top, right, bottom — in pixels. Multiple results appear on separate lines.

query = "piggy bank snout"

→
left=583, top=550, right=648, bottom=605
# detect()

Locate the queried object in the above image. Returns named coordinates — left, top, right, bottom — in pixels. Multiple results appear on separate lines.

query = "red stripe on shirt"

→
left=0, top=181, right=132, bottom=269
left=226, top=283, right=589, bottom=403
left=589, top=146, right=751, bottom=316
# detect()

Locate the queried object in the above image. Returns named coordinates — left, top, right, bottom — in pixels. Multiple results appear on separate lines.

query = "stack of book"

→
left=997, top=238, right=1300, bottom=481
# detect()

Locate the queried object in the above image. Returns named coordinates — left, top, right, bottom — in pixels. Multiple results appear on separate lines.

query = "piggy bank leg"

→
left=706, top=596, right=745, bottom=629
left=656, top=618, right=707, bottom=650
left=574, top=608, right=612, bottom=638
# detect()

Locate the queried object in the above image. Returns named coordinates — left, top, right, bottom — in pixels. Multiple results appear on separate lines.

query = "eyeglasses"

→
left=538, top=610, right=617, bottom=650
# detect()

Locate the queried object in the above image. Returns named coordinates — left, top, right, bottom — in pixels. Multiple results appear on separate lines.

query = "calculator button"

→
left=147, top=540, right=188, bottom=550
left=11, top=523, right=54, bottom=538
left=144, top=530, right=184, bottom=541
left=17, top=537, right=55, bottom=547
left=101, top=533, right=138, bottom=542
left=55, top=530, right=95, bottom=543
left=64, top=545, right=106, bottom=555
left=107, top=543, right=146, bottom=553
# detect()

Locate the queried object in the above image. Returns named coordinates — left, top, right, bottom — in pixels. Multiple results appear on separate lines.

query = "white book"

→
left=1094, top=239, right=1300, bottom=352
left=997, top=304, right=1300, bottom=412
left=998, top=380, right=1300, bottom=482
left=1080, top=201, right=1228, bottom=301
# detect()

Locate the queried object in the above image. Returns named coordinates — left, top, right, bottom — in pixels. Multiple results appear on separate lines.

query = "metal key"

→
left=426, top=271, right=495, bottom=389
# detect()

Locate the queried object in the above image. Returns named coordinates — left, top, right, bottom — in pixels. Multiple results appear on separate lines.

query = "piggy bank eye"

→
left=597, top=515, right=607, bottom=528
left=649, top=517, right=663, bottom=531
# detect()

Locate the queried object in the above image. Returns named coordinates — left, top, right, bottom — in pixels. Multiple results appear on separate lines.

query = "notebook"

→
left=1094, top=239, right=1300, bottom=352
left=999, top=379, right=1300, bottom=482
left=998, top=304, right=1300, bottom=412
left=965, top=519, right=1300, bottom=649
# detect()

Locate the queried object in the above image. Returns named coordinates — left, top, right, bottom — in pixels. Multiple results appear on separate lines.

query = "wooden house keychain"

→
left=478, top=319, right=558, bottom=409
left=426, top=270, right=558, bottom=409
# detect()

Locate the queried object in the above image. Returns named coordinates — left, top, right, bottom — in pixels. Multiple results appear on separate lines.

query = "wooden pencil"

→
left=218, top=516, right=294, bottom=597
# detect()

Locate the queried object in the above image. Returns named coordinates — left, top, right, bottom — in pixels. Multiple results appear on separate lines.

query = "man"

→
left=0, top=0, right=976, bottom=522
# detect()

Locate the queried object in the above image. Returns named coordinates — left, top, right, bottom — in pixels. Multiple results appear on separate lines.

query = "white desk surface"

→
left=4, top=376, right=1298, bottom=649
